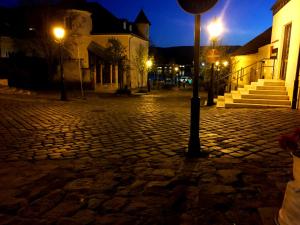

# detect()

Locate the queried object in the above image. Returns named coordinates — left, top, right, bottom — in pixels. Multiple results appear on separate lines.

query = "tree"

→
left=134, top=44, right=147, bottom=88
left=14, top=6, right=65, bottom=83
left=105, top=38, right=129, bottom=89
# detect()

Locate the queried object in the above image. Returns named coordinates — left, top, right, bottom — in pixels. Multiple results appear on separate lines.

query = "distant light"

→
left=175, top=67, right=179, bottom=72
left=215, top=61, right=220, bottom=66
left=29, top=27, right=35, bottom=31
left=223, top=61, right=229, bottom=67
left=201, top=62, right=205, bottom=66
left=146, top=59, right=153, bottom=68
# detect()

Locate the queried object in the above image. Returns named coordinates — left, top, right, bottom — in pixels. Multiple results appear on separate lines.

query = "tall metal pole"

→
left=59, top=42, right=67, bottom=101
left=207, top=62, right=215, bottom=106
left=187, top=14, right=207, bottom=157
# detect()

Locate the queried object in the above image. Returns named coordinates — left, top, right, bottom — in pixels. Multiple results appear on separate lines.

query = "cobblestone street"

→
left=0, top=90, right=300, bottom=225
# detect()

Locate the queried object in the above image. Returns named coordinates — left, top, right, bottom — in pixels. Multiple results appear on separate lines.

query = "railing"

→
left=215, top=58, right=276, bottom=93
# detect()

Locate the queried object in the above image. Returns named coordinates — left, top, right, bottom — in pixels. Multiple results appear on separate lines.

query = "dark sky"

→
left=0, top=0, right=275, bottom=47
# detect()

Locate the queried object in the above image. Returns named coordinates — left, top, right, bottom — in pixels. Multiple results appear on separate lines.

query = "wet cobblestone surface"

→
left=0, top=90, right=299, bottom=225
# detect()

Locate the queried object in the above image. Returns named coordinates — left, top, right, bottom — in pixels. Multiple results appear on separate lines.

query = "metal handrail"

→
left=213, top=57, right=276, bottom=93
left=216, top=58, right=272, bottom=82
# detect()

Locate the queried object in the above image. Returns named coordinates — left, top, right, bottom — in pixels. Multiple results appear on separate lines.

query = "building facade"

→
left=230, top=0, right=300, bottom=108
left=271, top=0, right=300, bottom=106
left=0, top=2, right=150, bottom=92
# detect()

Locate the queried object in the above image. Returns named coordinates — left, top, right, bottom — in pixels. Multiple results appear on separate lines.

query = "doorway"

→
left=280, top=23, right=292, bottom=80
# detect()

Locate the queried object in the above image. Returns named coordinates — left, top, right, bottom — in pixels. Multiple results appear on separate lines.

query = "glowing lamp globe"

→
left=53, top=27, right=65, bottom=41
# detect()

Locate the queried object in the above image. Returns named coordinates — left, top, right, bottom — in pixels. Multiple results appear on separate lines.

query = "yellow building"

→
left=60, top=7, right=150, bottom=92
left=228, top=0, right=300, bottom=108
left=0, top=2, right=150, bottom=93
left=230, top=27, right=273, bottom=90
left=58, top=4, right=150, bottom=92
left=271, top=0, right=300, bottom=108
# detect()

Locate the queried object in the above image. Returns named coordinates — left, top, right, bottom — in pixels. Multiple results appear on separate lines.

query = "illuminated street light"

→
left=223, top=61, right=229, bottom=67
left=207, top=18, right=224, bottom=106
left=207, top=18, right=224, bottom=41
left=146, top=59, right=153, bottom=92
left=53, top=26, right=67, bottom=101
left=174, top=67, right=179, bottom=87
left=53, top=27, right=65, bottom=41
left=146, top=59, right=153, bottom=69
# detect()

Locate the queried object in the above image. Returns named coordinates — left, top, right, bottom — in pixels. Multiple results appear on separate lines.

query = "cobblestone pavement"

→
left=0, top=90, right=299, bottom=225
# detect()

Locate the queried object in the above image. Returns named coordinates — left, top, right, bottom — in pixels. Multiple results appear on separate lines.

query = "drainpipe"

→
left=292, top=48, right=300, bottom=109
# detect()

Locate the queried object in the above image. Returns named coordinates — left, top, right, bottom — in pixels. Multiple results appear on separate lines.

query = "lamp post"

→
left=206, top=18, right=223, bottom=106
left=53, top=26, right=67, bottom=101
left=175, top=66, right=179, bottom=86
left=146, top=59, right=153, bottom=92
left=177, top=0, right=218, bottom=157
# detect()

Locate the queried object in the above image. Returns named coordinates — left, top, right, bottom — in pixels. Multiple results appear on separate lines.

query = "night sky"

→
left=1, top=0, right=275, bottom=47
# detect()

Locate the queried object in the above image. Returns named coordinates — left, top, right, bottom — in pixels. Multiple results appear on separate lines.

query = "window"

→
left=123, top=21, right=127, bottom=30
left=65, top=17, right=73, bottom=30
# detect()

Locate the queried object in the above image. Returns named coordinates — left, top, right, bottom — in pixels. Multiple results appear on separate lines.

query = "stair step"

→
left=218, top=96, right=225, bottom=101
left=224, top=103, right=290, bottom=108
left=233, top=98, right=291, bottom=106
left=263, top=80, right=285, bottom=86
left=217, top=101, right=225, bottom=108
left=217, top=79, right=290, bottom=109
left=249, top=90, right=287, bottom=95
left=241, top=94, right=289, bottom=100
left=224, top=93, right=232, bottom=98
left=256, top=86, right=286, bottom=91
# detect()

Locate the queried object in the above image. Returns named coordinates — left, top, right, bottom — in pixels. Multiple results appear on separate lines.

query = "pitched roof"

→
left=231, top=27, right=272, bottom=56
left=135, top=10, right=151, bottom=25
left=271, top=0, right=290, bottom=15
left=60, top=2, right=148, bottom=38
left=0, top=2, right=149, bottom=40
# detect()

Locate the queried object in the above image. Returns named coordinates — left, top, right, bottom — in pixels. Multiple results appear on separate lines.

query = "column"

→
left=93, top=65, right=97, bottom=89
left=110, top=64, right=113, bottom=85
left=100, top=64, right=103, bottom=85
left=115, top=65, right=118, bottom=88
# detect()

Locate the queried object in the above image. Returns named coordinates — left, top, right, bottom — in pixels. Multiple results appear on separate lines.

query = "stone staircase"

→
left=217, top=79, right=291, bottom=108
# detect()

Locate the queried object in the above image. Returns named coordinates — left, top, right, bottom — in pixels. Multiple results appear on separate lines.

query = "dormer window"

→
left=123, top=21, right=127, bottom=30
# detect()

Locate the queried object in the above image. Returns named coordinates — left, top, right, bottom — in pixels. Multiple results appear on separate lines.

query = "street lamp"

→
left=177, top=0, right=218, bottom=157
left=175, top=67, right=179, bottom=86
left=223, top=60, right=229, bottom=67
left=206, top=18, right=224, bottom=106
left=146, top=59, right=153, bottom=92
left=207, top=18, right=223, bottom=42
left=53, top=26, right=67, bottom=101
